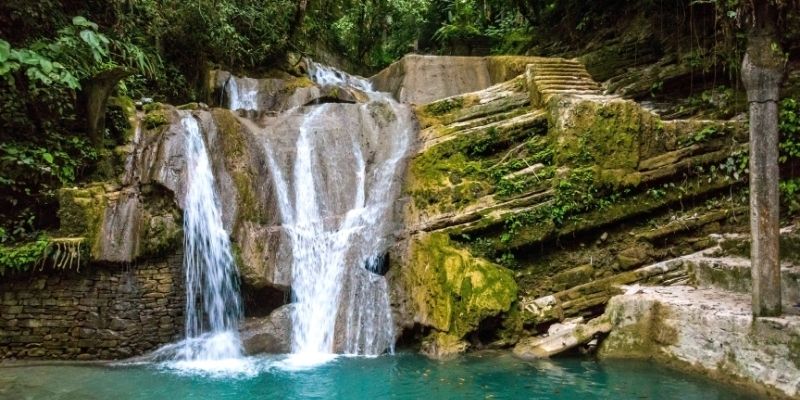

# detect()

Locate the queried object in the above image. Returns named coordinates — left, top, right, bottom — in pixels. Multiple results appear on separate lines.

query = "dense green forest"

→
left=0, top=0, right=798, bottom=253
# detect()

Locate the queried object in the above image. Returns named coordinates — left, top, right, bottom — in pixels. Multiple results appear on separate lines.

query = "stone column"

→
left=741, top=1, right=784, bottom=317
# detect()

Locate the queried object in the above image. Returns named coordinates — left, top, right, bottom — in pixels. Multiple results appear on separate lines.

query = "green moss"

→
left=177, top=102, right=200, bottom=110
left=404, top=232, right=518, bottom=338
left=142, top=102, right=164, bottom=112
left=143, top=109, right=169, bottom=129
left=107, top=96, right=137, bottom=142
left=407, top=113, right=548, bottom=214
left=425, top=97, right=465, bottom=116
left=548, top=97, right=658, bottom=170
left=57, top=185, right=107, bottom=257
left=211, top=109, right=264, bottom=227
left=284, top=76, right=314, bottom=91
left=788, top=335, right=800, bottom=369
left=139, top=210, right=182, bottom=258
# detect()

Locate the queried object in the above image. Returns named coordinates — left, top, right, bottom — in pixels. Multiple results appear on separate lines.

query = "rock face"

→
left=371, top=55, right=545, bottom=104
left=206, top=69, right=368, bottom=112
left=398, top=232, right=517, bottom=342
left=38, top=56, right=756, bottom=363
left=599, top=286, right=800, bottom=398
left=240, top=304, right=293, bottom=354
left=392, top=55, right=749, bottom=358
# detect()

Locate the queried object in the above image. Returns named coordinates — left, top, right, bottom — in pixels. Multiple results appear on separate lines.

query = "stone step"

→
left=539, top=89, right=602, bottom=96
left=532, top=75, right=596, bottom=82
left=529, top=59, right=583, bottom=66
left=531, top=67, right=589, bottom=75
left=684, top=248, right=800, bottom=311
left=536, top=83, right=603, bottom=92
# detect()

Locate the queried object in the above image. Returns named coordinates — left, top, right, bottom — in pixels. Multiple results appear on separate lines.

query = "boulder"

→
left=370, top=54, right=541, bottom=104
left=398, top=232, right=517, bottom=339
left=240, top=304, right=293, bottom=354
left=420, top=332, right=469, bottom=360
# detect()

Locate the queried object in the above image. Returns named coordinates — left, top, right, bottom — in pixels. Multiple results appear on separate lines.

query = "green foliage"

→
left=434, top=0, right=483, bottom=43
left=0, top=236, right=49, bottom=275
left=781, top=178, right=800, bottom=215
left=324, top=0, right=430, bottom=69
left=681, top=125, right=722, bottom=146
left=780, top=98, right=800, bottom=163
left=142, top=111, right=169, bottom=129
left=779, top=98, right=800, bottom=216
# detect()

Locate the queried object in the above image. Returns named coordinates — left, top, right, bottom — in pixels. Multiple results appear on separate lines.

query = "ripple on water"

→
left=0, top=354, right=765, bottom=400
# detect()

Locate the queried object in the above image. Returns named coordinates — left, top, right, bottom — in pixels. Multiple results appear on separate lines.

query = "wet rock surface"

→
left=240, top=305, right=293, bottom=354
left=599, top=285, right=800, bottom=398
left=393, top=55, right=749, bottom=357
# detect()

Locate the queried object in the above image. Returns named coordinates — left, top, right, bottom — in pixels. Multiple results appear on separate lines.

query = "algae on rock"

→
left=402, top=232, right=517, bottom=342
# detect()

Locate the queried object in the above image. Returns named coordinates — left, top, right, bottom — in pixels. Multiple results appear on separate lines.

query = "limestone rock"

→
left=370, top=54, right=541, bottom=104
left=206, top=69, right=368, bottom=111
left=399, top=232, right=517, bottom=338
left=420, top=332, right=469, bottom=360
left=599, top=286, right=800, bottom=398
left=240, top=304, right=293, bottom=354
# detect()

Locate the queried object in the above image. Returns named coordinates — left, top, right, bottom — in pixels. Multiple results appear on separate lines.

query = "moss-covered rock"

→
left=547, top=96, right=659, bottom=171
left=142, top=109, right=169, bottom=129
left=57, top=184, right=108, bottom=258
left=420, top=332, right=469, bottom=360
left=210, top=109, right=266, bottom=228
left=402, top=232, right=517, bottom=339
left=57, top=183, right=181, bottom=263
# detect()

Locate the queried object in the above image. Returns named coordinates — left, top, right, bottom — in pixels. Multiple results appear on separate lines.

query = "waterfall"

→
left=263, top=63, right=413, bottom=365
left=148, top=112, right=245, bottom=372
left=226, top=77, right=259, bottom=111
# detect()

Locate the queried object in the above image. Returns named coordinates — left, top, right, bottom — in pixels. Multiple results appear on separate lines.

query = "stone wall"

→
left=0, top=251, right=184, bottom=360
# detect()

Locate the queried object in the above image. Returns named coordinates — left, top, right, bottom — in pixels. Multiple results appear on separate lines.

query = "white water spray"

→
left=149, top=113, right=246, bottom=374
left=226, top=77, right=259, bottom=110
left=263, top=63, right=412, bottom=366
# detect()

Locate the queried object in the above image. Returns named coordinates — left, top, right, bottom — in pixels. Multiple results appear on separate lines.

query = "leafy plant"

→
left=779, top=98, right=800, bottom=163
left=0, top=236, right=50, bottom=275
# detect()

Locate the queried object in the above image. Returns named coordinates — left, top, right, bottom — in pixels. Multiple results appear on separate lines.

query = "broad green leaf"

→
left=42, top=153, right=54, bottom=164
left=0, top=40, right=10, bottom=63
left=80, top=30, right=99, bottom=47
left=39, top=58, right=52, bottom=74
left=15, top=50, right=40, bottom=65
left=72, top=16, right=98, bottom=30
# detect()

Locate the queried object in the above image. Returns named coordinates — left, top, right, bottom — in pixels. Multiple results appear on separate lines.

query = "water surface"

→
left=0, top=352, right=759, bottom=399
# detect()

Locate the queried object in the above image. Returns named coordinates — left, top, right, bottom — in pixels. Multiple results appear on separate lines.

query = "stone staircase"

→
left=524, top=57, right=604, bottom=107
left=514, top=224, right=800, bottom=398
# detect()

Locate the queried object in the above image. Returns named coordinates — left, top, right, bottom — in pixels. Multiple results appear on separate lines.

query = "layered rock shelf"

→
left=385, top=54, right=749, bottom=358
left=599, top=285, right=800, bottom=398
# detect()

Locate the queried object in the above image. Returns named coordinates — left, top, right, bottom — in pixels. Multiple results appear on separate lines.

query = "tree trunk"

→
left=288, top=0, right=309, bottom=41
left=80, top=67, right=133, bottom=150
left=741, top=0, right=785, bottom=317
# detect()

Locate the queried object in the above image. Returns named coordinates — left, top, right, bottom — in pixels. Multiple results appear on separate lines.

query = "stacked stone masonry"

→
left=0, top=252, right=184, bottom=360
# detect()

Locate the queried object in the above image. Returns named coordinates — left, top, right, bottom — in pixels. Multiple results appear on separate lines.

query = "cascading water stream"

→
left=226, top=77, right=259, bottom=111
left=263, top=62, right=413, bottom=366
left=148, top=112, right=246, bottom=373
